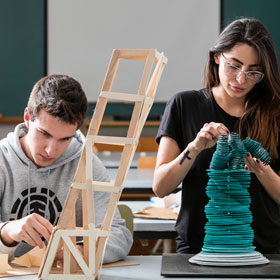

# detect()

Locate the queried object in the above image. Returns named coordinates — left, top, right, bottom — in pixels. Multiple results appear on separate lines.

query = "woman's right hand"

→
left=153, top=122, right=229, bottom=198
left=190, top=122, right=229, bottom=153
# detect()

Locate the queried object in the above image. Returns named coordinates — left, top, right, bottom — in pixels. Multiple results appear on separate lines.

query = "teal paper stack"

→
left=204, top=133, right=253, bottom=254
left=189, top=133, right=270, bottom=266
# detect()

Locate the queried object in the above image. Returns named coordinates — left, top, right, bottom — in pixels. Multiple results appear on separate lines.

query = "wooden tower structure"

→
left=38, top=49, right=167, bottom=279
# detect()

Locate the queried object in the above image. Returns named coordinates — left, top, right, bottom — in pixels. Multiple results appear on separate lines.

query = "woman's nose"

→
left=236, top=70, right=247, bottom=84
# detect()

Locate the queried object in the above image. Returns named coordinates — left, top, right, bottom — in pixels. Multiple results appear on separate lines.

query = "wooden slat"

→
left=155, top=50, right=168, bottom=64
left=118, top=49, right=152, bottom=61
left=56, top=187, right=80, bottom=229
left=137, top=50, right=155, bottom=96
left=38, top=228, right=63, bottom=278
left=100, top=91, right=145, bottom=102
left=62, top=235, right=91, bottom=277
left=88, top=135, right=136, bottom=146
left=93, top=137, right=158, bottom=152
left=72, top=181, right=121, bottom=193
left=87, top=96, right=107, bottom=137
left=101, top=49, right=120, bottom=92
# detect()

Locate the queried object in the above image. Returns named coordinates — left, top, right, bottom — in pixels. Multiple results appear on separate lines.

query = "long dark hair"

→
left=204, top=18, right=280, bottom=158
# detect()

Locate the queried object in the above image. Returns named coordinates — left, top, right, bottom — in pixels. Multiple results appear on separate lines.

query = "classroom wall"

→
left=0, top=0, right=219, bottom=118
left=48, top=0, right=220, bottom=103
left=1, top=1, right=280, bottom=119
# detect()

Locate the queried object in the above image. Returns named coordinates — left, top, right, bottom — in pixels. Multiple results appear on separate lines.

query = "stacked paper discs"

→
left=228, top=133, right=247, bottom=170
left=243, top=137, right=272, bottom=165
left=209, top=134, right=229, bottom=170
left=189, top=133, right=269, bottom=266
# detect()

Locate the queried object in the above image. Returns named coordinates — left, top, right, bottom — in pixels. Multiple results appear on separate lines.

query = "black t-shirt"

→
left=156, top=88, right=280, bottom=254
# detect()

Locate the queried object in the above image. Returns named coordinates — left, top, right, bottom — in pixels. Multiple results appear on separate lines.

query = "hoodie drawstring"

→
left=46, top=170, right=50, bottom=220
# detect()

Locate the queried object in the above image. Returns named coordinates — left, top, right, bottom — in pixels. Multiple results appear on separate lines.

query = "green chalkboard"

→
left=0, top=0, right=46, bottom=117
left=222, top=0, right=280, bottom=61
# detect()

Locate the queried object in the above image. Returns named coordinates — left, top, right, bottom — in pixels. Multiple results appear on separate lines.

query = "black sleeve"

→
left=270, top=131, right=280, bottom=173
left=156, top=93, right=184, bottom=151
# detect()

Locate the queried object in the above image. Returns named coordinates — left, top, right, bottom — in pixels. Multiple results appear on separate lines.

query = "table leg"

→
left=163, top=239, right=172, bottom=253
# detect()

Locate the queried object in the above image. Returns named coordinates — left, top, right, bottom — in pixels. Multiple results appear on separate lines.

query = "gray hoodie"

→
left=0, top=123, right=132, bottom=263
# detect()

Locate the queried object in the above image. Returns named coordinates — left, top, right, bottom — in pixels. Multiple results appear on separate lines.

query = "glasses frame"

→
left=221, top=53, right=264, bottom=83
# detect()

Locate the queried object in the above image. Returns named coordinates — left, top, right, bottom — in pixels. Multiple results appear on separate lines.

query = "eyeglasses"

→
left=221, top=53, right=264, bottom=83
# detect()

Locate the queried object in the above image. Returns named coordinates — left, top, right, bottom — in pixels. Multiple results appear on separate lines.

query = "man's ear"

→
left=24, top=108, right=30, bottom=128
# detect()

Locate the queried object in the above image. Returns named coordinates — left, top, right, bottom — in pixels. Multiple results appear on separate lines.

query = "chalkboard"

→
left=223, top=0, right=280, bottom=61
left=0, top=0, right=46, bottom=117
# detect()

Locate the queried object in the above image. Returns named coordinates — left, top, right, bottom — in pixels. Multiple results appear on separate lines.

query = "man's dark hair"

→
left=28, top=74, right=88, bottom=129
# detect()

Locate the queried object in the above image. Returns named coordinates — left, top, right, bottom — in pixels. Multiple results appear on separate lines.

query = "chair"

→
left=117, top=204, right=134, bottom=237
left=137, top=156, right=157, bottom=169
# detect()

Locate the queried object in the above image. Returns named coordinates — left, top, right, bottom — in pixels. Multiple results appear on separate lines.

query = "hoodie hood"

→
left=6, top=123, right=85, bottom=171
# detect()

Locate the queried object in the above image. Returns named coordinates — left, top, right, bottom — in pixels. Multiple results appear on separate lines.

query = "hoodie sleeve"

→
left=0, top=166, right=19, bottom=260
left=0, top=222, right=19, bottom=261
left=92, top=155, right=133, bottom=264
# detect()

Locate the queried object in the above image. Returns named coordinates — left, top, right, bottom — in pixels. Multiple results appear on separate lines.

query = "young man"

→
left=0, top=74, right=133, bottom=263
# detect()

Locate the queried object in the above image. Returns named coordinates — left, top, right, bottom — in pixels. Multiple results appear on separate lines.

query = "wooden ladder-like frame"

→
left=38, top=49, right=167, bottom=279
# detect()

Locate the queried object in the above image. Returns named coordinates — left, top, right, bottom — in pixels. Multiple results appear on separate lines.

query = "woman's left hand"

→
left=245, top=152, right=280, bottom=204
left=245, top=152, right=269, bottom=175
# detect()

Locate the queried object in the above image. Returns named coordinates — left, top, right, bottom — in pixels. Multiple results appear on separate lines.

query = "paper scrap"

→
left=103, top=261, right=139, bottom=268
left=12, top=246, right=45, bottom=267
left=0, top=255, right=12, bottom=274
left=134, top=206, right=178, bottom=220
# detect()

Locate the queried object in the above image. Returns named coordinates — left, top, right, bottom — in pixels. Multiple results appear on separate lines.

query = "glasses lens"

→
left=223, top=60, right=264, bottom=83
left=224, top=63, right=239, bottom=76
left=246, top=72, right=263, bottom=83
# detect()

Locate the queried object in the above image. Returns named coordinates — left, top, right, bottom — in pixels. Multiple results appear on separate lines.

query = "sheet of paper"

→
left=0, top=255, right=12, bottom=274
left=134, top=206, right=178, bottom=220
left=103, top=261, right=139, bottom=268
left=12, top=246, right=45, bottom=268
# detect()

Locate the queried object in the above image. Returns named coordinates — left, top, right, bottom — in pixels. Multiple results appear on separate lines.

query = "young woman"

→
left=153, top=18, right=280, bottom=254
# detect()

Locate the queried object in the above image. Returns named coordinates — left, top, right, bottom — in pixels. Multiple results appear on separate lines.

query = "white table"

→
left=97, top=151, right=156, bottom=169
left=109, top=168, right=181, bottom=197
left=100, top=152, right=181, bottom=197
left=119, top=201, right=176, bottom=233
left=109, top=168, right=155, bottom=194
left=119, top=201, right=177, bottom=253
left=3, top=255, right=278, bottom=280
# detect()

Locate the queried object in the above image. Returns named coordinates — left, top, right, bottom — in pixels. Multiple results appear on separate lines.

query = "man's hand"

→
left=54, top=244, right=84, bottom=268
left=1, top=213, right=53, bottom=248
